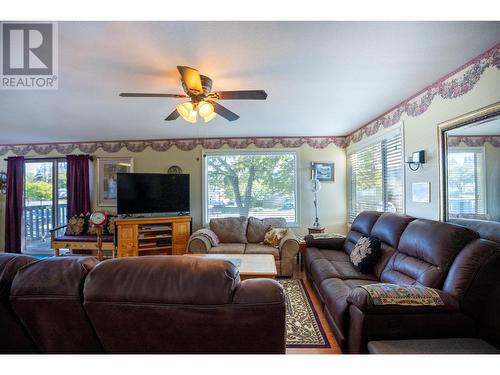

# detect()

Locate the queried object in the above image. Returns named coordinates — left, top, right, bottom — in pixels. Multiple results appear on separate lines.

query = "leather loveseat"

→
left=0, top=254, right=286, bottom=353
left=305, top=211, right=500, bottom=353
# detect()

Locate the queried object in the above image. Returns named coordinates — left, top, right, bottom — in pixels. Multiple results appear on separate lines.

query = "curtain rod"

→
left=3, top=156, right=94, bottom=162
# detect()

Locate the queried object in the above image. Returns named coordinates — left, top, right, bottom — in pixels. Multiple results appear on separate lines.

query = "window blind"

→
left=348, top=132, right=403, bottom=223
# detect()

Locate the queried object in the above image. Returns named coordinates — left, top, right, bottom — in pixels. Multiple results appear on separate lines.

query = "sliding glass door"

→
left=24, top=159, right=67, bottom=253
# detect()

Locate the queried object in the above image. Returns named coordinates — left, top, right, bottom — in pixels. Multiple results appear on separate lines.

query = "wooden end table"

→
left=297, top=239, right=307, bottom=271
left=308, top=227, right=325, bottom=234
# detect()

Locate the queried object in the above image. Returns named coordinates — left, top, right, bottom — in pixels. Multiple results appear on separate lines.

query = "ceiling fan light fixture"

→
left=198, top=100, right=214, bottom=118
left=176, top=102, right=197, bottom=123
left=203, top=111, right=217, bottom=123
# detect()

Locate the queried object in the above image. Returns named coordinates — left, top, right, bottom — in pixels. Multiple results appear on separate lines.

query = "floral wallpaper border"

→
left=0, top=136, right=347, bottom=156
left=447, top=135, right=500, bottom=148
left=1, top=43, right=498, bottom=156
left=346, top=42, right=500, bottom=146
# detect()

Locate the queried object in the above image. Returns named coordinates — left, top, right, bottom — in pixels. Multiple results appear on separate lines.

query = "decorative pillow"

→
left=246, top=217, right=287, bottom=243
left=65, top=214, right=87, bottom=236
left=107, top=216, right=117, bottom=235
left=349, top=236, right=381, bottom=274
left=358, top=283, right=445, bottom=306
left=209, top=217, right=248, bottom=243
left=263, top=227, right=288, bottom=248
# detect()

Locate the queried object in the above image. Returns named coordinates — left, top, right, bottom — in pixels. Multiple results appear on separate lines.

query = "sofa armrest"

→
left=279, top=230, right=299, bottom=259
left=233, top=279, right=285, bottom=305
left=304, top=234, right=345, bottom=250
left=346, top=287, right=460, bottom=314
left=187, top=234, right=212, bottom=254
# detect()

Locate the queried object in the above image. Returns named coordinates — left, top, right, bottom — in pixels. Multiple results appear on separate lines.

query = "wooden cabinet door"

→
left=117, top=224, right=138, bottom=257
left=172, top=221, right=190, bottom=255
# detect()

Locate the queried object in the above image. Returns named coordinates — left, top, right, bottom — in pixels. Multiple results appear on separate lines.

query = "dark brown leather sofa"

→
left=305, top=211, right=500, bottom=353
left=1, top=255, right=286, bottom=354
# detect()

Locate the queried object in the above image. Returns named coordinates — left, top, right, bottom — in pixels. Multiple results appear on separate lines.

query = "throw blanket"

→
left=359, top=283, right=444, bottom=306
left=310, top=232, right=345, bottom=240
left=189, top=228, right=220, bottom=246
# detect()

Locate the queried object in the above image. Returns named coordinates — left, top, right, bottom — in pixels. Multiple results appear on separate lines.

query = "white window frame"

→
left=202, top=149, right=300, bottom=227
left=447, top=146, right=487, bottom=216
left=346, top=124, right=404, bottom=223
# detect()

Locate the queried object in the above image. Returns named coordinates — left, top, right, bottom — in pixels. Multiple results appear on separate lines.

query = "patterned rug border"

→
left=285, top=279, right=330, bottom=349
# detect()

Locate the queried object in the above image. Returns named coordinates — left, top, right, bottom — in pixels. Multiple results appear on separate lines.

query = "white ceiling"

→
left=0, top=21, right=499, bottom=144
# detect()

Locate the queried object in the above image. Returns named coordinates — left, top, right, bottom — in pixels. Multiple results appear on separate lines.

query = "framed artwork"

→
left=311, top=162, right=334, bottom=182
left=97, top=157, right=134, bottom=206
left=412, top=182, right=431, bottom=203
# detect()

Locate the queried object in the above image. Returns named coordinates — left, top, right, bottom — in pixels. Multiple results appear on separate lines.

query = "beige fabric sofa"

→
left=187, top=216, right=299, bottom=277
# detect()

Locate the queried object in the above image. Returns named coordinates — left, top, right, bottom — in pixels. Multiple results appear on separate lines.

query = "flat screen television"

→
left=117, top=173, right=190, bottom=215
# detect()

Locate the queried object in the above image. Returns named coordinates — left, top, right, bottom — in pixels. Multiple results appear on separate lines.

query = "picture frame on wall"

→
left=97, top=157, right=134, bottom=206
left=311, top=162, right=335, bottom=182
left=412, top=182, right=431, bottom=203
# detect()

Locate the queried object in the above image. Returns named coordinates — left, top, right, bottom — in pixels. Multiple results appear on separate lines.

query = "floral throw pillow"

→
left=263, top=227, right=288, bottom=248
left=65, top=214, right=87, bottom=236
left=107, top=216, right=117, bottom=235
left=349, top=236, right=382, bottom=274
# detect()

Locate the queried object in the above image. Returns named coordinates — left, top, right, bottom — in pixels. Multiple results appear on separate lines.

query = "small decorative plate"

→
left=167, top=165, right=183, bottom=174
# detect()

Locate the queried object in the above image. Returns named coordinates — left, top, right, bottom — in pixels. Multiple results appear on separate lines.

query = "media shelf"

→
left=115, top=216, right=191, bottom=257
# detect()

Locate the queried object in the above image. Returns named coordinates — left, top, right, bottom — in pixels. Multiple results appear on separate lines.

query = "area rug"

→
left=279, top=279, right=330, bottom=348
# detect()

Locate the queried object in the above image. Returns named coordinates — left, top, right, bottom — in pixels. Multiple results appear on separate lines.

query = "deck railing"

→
left=25, top=203, right=67, bottom=243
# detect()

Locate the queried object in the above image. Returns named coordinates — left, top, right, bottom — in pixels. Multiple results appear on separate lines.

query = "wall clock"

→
left=167, top=165, right=183, bottom=174
left=89, top=211, right=108, bottom=226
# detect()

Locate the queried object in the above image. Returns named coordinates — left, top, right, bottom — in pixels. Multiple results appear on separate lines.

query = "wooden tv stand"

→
left=115, top=216, right=191, bottom=257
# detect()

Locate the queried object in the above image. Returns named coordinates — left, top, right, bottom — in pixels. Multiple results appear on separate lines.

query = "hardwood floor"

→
left=285, top=262, right=342, bottom=354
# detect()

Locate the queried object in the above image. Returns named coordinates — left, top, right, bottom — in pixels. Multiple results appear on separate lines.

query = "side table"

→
left=308, top=227, right=325, bottom=235
left=298, top=239, right=307, bottom=272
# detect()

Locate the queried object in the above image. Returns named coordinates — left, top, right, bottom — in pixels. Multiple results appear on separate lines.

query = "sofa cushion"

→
left=65, top=214, right=87, bottom=236
left=247, top=217, right=287, bottom=243
left=380, top=219, right=479, bottom=288
left=310, top=258, right=378, bottom=285
left=263, top=227, right=287, bottom=248
left=208, top=243, right=246, bottom=254
left=304, top=248, right=350, bottom=277
left=350, top=211, right=383, bottom=236
left=349, top=236, right=381, bottom=274
left=54, top=234, right=114, bottom=243
left=320, top=278, right=376, bottom=340
left=10, top=256, right=101, bottom=353
left=209, top=217, right=248, bottom=243
left=343, top=211, right=382, bottom=255
left=245, top=243, right=280, bottom=259
left=370, top=213, right=414, bottom=248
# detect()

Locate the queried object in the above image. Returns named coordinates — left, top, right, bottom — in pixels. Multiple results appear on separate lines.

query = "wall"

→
left=0, top=143, right=347, bottom=251
left=403, top=68, right=500, bottom=220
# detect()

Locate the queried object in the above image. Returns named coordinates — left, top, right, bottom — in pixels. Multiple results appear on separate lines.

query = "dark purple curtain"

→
left=67, top=155, right=91, bottom=217
left=5, top=157, right=24, bottom=253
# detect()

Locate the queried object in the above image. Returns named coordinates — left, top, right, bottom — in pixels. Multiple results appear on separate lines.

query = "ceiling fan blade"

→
left=208, top=101, right=240, bottom=122
left=119, top=93, right=187, bottom=98
left=177, top=66, right=203, bottom=93
left=211, top=90, right=268, bottom=100
left=165, top=109, right=180, bottom=121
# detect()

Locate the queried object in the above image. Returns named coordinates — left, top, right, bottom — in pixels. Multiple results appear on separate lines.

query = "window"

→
left=447, top=148, right=486, bottom=218
left=204, top=151, right=298, bottom=225
left=347, top=131, right=403, bottom=223
left=24, top=159, right=67, bottom=253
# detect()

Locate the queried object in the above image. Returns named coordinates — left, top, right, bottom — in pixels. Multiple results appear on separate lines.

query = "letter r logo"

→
left=2, top=23, right=53, bottom=75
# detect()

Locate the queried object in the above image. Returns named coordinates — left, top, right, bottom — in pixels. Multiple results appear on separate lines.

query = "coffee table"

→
left=185, top=254, right=277, bottom=280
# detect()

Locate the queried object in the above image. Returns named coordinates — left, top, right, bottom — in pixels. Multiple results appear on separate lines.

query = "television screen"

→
left=117, top=173, right=190, bottom=215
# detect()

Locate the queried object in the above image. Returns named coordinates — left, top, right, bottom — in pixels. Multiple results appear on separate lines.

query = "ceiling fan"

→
left=119, top=66, right=268, bottom=123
